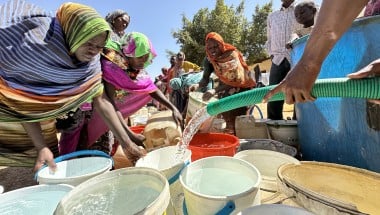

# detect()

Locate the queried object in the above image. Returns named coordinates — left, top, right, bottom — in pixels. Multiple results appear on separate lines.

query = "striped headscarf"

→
left=0, top=0, right=110, bottom=122
left=56, top=2, right=111, bottom=54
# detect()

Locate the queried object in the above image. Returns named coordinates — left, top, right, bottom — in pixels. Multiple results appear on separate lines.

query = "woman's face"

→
left=74, top=32, right=107, bottom=62
left=128, top=53, right=149, bottom=69
left=113, top=14, right=130, bottom=34
left=206, top=39, right=222, bottom=57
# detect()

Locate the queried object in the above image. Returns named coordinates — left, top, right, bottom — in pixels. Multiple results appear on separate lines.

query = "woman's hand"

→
left=172, top=109, right=183, bottom=127
left=128, top=133, right=146, bottom=148
left=348, top=58, right=380, bottom=104
left=34, top=147, right=56, bottom=173
left=122, top=144, right=146, bottom=166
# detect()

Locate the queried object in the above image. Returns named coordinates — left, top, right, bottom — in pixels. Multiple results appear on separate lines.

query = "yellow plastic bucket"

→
left=136, top=146, right=191, bottom=215
left=55, top=167, right=170, bottom=215
left=180, top=156, right=261, bottom=215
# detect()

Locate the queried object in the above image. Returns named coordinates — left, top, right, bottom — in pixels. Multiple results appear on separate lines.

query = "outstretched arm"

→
left=103, top=82, right=146, bottom=147
left=22, top=122, right=56, bottom=173
left=93, top=92, right=145, bottom=164
left=263, top=0, right=368, bottom=104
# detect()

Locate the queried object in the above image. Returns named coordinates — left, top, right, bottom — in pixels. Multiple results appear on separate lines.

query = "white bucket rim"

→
left=234, top=149, right=300, bottom=186
left=180, top=156, right=261, bottom=200
left=136, top=146, right=191, bottom=172
left=37, top=156, right=113, bottom=182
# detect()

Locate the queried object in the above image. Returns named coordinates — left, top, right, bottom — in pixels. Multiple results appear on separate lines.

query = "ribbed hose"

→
left=207, top=77, right=380, bottom=116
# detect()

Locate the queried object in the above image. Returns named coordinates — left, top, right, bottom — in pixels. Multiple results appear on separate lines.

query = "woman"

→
left=105, top=10, right=130, bottom=41
left=59, top=32, right=182, bottom=165
left=0, top=0, right=142, bottom=172
left=191, top=32, right=256, bottom=134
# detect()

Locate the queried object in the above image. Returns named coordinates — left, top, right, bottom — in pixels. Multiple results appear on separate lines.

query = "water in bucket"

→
left=175, top=106, right=210, bottom=161
left=180, top=156, right=261, bottom=215
left=55, top=167, right=170, bottom=215
left=186, top=167, right=256, bottom=196
left=0, top=184, right=73, bottom=215
left=136, top=146, right=192, bottom=215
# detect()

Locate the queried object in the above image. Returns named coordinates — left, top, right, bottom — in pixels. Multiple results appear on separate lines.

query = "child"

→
left=286, top=1, right=318, bottom=49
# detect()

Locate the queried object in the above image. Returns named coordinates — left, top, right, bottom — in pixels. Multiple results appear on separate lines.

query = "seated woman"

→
left=0, top=1, right=141, bottom=172
left=191, top=32, right=256, bottom=134
left=58, top=32, right=182, bottom=165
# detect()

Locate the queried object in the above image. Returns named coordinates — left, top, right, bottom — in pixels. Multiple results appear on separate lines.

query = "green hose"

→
left=206, top=77, right=380, bottom=116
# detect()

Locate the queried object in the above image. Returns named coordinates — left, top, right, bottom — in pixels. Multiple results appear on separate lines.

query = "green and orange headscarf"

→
left=56, top=2, right=111, bottom=54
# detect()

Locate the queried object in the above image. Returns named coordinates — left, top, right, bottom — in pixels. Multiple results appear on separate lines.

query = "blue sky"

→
left=1, top=0, right=321, bottom=78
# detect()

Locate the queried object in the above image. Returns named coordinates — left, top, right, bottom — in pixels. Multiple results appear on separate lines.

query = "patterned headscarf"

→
left=205, top=32, right=249, bottom=71
left=205, top=32, right=254, bottom=88
left=56, top=3, right=111, bottom=54
left=121, top=32, right=157, bottom=68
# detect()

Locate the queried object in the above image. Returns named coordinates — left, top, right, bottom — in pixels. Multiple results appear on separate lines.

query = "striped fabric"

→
left=0, top=0, right=109, bottom=122
left=0, top=0, right=109, bottom=166
left=0, top=120, right=58, bottom=167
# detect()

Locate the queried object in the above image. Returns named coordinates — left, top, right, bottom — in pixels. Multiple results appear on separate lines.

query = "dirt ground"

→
left=0, top=166, right=38, bottom=193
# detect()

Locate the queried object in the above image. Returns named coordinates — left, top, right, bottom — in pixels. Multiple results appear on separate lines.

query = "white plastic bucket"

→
left=187, top=92, right=218, bottom=119
left=180, top=156, right=261, bottom=215
left=266, top=120, right=299, bottom=148
left=55, top=167, right=170, bottom=215
left=235, top=105, right=270, bottom=139
left=237, top=204, right=313, bottom=215
left=238, top=139, right=298, bottom=157
left=136, top=146, right=191, bottom=215
left=234, top=149, right=300, bottom=192
left=235, top=116, right=269, bottom=139
left=36, top=150, right=113, bottom=186
left=0, top=184, right=73, bottom=214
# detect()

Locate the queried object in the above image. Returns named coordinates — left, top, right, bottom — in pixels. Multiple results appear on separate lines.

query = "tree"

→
left=245, top=2, right=272, bottom=63
left=172, top=0, right=272, bottom=66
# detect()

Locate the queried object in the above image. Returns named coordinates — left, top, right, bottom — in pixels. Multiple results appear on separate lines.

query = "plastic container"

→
left=235, top=105, right=270, bottom=139
left=55, top=167, right=170, bottom=215
left=36, top=150, right=113, bottom=186
left=291, top=15, right=380, bottom=172
left=188, top=132, right=240, bottom=161
left=238, top=139, right=298, bottom=157
left=278, top=161, right=380, bottom=215
left=180, top=156, right=261, bottom=215
left=266, top=120, right=299, bottom=149
left=0, top=184, right=73, bottom=214
left=187, top=92, right=218, bottom=119
left=136, top=146, right=191, bottom=215
left=237, top=204, right=313, bottom=215
left=234, top=149, right=300, bottom=192
left=130, top=125, right=145, bottom=134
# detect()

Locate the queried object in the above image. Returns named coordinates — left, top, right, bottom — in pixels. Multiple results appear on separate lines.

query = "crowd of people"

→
left=1, top=0, right=380, bottom=187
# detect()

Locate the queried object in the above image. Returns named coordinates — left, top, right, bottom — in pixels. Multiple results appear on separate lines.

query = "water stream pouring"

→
left=177, top=77, right=380, bottom=155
